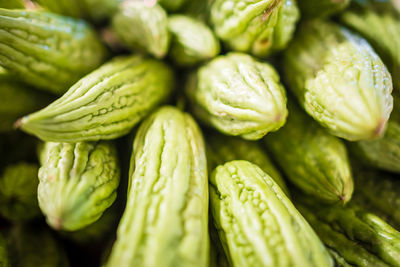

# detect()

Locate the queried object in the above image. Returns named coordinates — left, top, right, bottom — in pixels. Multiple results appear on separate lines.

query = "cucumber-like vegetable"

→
left=210, top=0, right=299, bottom=57
left=296, top=195, right=400, bottom=267
left=0, top=71, right=52, bottom=133
left=17, top=55, right=174, bottom=142
left=210, top=160, right=333, bottom=267
left=0, top=162, right=41, bottom=222
left=283, top=20, right=393, bottom=141
left=186, top=52, right=288, bottom=140
left=263, top=100, right=353, bottom=203
left=298, top=0, right=350, bottom=18
left=206, top=132, right=289, bottom=196
left=0, top=233, right=10, bottom=267
left=168, top=15, right=220, bottom=66
left=340, top=0, right=400, bottom=90
left=38, top=141, right=120, bottom=231
left=106, top=106, right=209, bottom=267
left=111, top=1, right=170, bottom=58
left=0, top=9, right=107, bottom=94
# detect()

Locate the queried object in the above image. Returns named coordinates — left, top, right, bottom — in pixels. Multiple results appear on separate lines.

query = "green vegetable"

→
left=210, top=0, right=300, bottom=57
left=8, top=224, right=69, bottom=267
left=0, top=0, right=24, bottom=9
left=298, top=0, right=350, bottom=18
left=0, top=9, right=107, bottom=94
left=206, top=132, right=289, bottom=196
left=263, top=100, right=353, bottom=204
left=0, top=71, right=52, bottom=133
left=168, top=15, right=220, bottom=66
left=0, top=233, right=10, bottom=267
left=0, top=162, right=41, bottom=222
left=159, top=0, right=188, bottom=12
left=111, top=1, right=170, bottom=58
left=35, top=0, right=119, bottom=22
left=17, top=55, right=174, bottom=142
left=340, top=0, right=400, bottom=90
left=296, top=195, right=400, bottom=267
left=106, top=106, right=209, bottom=267
left=38, top=141, right=120, bottom=231
left=283, top=20, right=393, bottom=141
left=210, top=160, right=333, bottom=267
left=186, top=52, right=288, bottom=140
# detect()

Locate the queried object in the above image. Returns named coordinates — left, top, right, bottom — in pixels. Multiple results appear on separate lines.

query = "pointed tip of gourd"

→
left=47, top=216, right=64, bottom=231
left=13, top=117, right=24, bottom=129
left=372, top=118, right=387, bottom=139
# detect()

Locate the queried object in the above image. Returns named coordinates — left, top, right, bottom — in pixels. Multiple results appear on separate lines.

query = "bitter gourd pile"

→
left=0, top=0, right=399, bottom=266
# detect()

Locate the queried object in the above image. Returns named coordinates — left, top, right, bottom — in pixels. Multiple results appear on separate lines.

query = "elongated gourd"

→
left=0, top=8, right=107, bottom=94
left=186, top=52, right=288, bottom=140
left=210, top=160, right=333, bottom=267
left=106, top=106, right=209, bottom=267
left=263, top=100, right=353, bottom=203
left=283, top=20, right=393, bottom=141
left=17, top=55, right=174, bottom=142
left=38, top=141, right=120, bottom=231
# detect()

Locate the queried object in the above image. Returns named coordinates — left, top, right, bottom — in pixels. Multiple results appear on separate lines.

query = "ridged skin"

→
left=18, top=55, right=174, bottom=142
left=283, top=20, right=393, bottom=141
left=210, top=160, right=333, bottom=267
left=159, top=0, right=188, bottom=11
left=296, top=196, right=400, bottom=267
left=341, top=0, right=400, bottom=90
left=0, top=162, right=41, bottom=222
left=206, top=132, right=289, bottom=196
left=38, top=141, right=120, bottom=231
left=298, top=0, right=350, bottom=18
left=263, top=100, right=353, bottom=203
left=0, top=233, right=10, bottom=267
left=111, top=1, right=170, bottom=58
left=106, top=106, right=209, bottom=267
left=0, top=72, right=51, bottom=132
left=0, top=9, right=107, bottom=94
left=168, top=15, right=220, bottom=66
left=36, top=0, right=119, bottom=22
left=210, top=0, right=299, bottom=57
left=351, top=165, right=400, bottom=230
left=8, top=225, right=70, bottom=267
left=187, top=52, right=288, bottom=140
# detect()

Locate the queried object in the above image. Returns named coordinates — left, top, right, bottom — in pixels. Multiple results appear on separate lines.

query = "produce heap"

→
left=0, top=0, right=399, bottom=266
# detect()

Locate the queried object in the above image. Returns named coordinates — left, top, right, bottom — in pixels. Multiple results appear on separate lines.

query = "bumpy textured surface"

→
left=0, top=71, right=51, bottom=132
left=263, top=100, right=353, bottom=203
left=210, top=0, right=299, bottom=57
left=38, top=141, right=120, bottom=231
left=106, top=106, right=209, bottom=267
left=283, top=20, right=393, bottom=141
left=0, top=162, right=41, bottom=222
left=8, top=225, right=70, bottom=267
left=210, top=160, right=333, bottom=267
left=298, top=0, right=350, bottom=18
left=112, top=1, right=170, bottom=58
left=18, top=55, right=174, bottom=142
left=168, top=15, right=220, bottom=66
left=0, top=9, right=107, bottom=94
left=187, top=52, right=288, bottom=140
left=341, top=0, right=400, bottom=90
left=296, top=196, right=400, bottom=267
left=206, top=132, right=289, bottom=196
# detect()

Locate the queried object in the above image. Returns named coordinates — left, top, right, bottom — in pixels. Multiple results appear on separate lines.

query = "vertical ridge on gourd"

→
left=168, top=15, right=220, bottom=66
left=206, top=132, right=289, bottom=196
left=186, top=52, right=288, bottom=140
left=340, top=0, right=400, bottom=90
left=283, top=20, right=393, bottom=141
left=17, top=55, right=174, bottom=142
left=0, top=162, right=41, bottom=222
left=38, top=141, right=120, bottom=231
left=263, top=100, right=353, bottom=204
left=0, top=9, right=107, bottom=94
left=298, top=0, right=350, bottom=18
left=106, top=106, right=209, bottom=267
left=210, top=160, right=333, bottom=267
left=209, top=0, right=299, bottom=57
left=111, top=1, right=170, bottom=58
left=295, top=195, right=400, bottom=267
